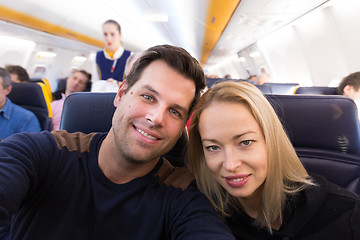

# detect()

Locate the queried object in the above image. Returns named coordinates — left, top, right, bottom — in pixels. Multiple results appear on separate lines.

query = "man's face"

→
left=111, top=60, right=195, bottom=164
left=349, top=88, right=360, bottom=101
left=66, top=71, right=88, bottom=94
left=9, top=73, right=20, bottom=83
left=0, top=77, right=11, bottom=109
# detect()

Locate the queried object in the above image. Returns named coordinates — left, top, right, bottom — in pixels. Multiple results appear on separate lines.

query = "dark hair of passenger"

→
left=0, top=67, right=12, bottom=88
left=103, top=19, right=121, bottom=34
left=337, top=71, right=360, bottom=95
left=75, top=69, right=92, bottom=83
left=5, top=65, right=30, bottom=82
left=125, top=44, right=206, bottom=119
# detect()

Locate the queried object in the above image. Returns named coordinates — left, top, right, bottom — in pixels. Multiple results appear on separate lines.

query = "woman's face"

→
left=198, top=101, right=268, bottom=202
left=102, top=23, right=121, bottom=51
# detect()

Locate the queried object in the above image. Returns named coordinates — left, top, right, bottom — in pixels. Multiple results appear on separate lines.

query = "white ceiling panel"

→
left=0, top=0, right=329, bottom=67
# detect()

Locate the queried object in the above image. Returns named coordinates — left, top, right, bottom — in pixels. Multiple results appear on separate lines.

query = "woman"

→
left=94, top=19, right=131, bottom=83
left=187, top=81, right=360, bottom=239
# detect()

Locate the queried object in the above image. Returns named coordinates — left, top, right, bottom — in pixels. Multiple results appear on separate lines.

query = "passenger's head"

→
left=124, top=44, right=206, bottom=118
left=65, top=70, right=91, bottom=97
left=102, top=19, right=122, bottom=52
left=187, top=81, right=313, bottom=231
left=337, top=72, right=360, bottom=101
left=5, top=65, right=30, bottom=83
left=124, top=52, right=143, bottom=78
left=110, top=44, right=206, bottom=164
left=0, top=67, right=12, bottom=108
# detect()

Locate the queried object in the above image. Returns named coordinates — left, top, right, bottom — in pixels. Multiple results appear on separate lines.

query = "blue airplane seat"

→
left=295, top=86, right=337, bottom=95
left=60, top=92, right=116, bottom=133
left=206, top=78, right=225, bottom=88
left=255, top=84, right=272, bottom=94
left=262, top=83, right=299, bottom=94
left=7, top=82, right=50, bottom=130
left=60, top=92, right=188, bottom=167
left=267, top=94, right=360, bottom=194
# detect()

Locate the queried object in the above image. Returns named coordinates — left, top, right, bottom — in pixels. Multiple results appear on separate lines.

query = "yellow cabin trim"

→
left=36, top=82, right=53, bottom=118
left=200, top=0, right=241, bottom=66
left=0, top=5, right=103, bottom=48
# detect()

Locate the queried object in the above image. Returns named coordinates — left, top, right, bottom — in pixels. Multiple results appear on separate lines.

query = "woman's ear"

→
left=114, top=81, right=128, bottom=107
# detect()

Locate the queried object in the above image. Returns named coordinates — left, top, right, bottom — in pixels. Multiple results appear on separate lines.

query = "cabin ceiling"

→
left=0, top=0, right=328, bottom=69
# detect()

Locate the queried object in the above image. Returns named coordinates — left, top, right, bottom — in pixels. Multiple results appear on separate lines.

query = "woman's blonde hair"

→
left=187, top=81, right=315, bottom=232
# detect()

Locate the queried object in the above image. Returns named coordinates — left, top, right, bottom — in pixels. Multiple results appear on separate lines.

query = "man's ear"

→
left=343, top=85, right=353, bottom=96
left=114, top=81, right=128, bottom=107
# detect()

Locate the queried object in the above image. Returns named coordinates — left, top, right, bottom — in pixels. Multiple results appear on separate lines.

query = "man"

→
left=337, top=72, right=360, bottom=101
left=337, top=72, right=360, bottom=119
left=0, top=45, right=235, bottom=239
left=0, top=67, right=41, bottom=139
left=4, top=65, right=30, bottom=83
left=124, top=51, right=143, bottom=78
left=50, top=69, right=91, bottom=130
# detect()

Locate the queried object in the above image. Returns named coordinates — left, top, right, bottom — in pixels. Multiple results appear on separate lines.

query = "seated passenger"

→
left=337, top=72, right=360, bottom=99
left=5, top=65, right=30, bottom=83
left=124, top=51, right=143, bottom=78
left=337, top=72, right=360, bottom=116
left=0, top=67, right=41, bottom=139
left=0, top=45, right=235, bottom=239
left=50, top=70, right=91, bottom=130
left=187, top=81, right=360, bottom=239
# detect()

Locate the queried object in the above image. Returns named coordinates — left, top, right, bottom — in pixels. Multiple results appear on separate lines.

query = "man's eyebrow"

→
left=142, top=84, right=188, bottom=114
left=143, top=84, right=159, bottom=96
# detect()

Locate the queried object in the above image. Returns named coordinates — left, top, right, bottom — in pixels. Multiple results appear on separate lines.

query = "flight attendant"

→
left=95, top=19, right=131, bottom=84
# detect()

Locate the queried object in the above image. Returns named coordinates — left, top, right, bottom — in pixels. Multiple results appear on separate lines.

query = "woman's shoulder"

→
left=310, top=172, right=359, bottom=200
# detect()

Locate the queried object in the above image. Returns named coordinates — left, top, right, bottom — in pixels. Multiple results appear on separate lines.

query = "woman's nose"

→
left=222, top=149, right=242, bottom=172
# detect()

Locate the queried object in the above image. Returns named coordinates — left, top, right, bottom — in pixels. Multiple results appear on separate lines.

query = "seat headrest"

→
left=7, top=82, right=49, bottom=130
left=295, top=86, right=337, bottom=95
left=60, top=92, right=116, bottom=133
left=266, top=94, right=360, bottom=155
left=262, top=83, right=299, bottom=94
left=8, top=82, right=47, bottom=108
left=255, top=84, right=272, bottom=93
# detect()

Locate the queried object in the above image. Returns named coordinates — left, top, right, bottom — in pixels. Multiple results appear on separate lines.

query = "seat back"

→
left=60, top=92, right=188, bottom=166
left=295, top=86, right=337, bottom=95
left=262, top=83, right=299, bottom=94
left=267, top=94, right=360, bottom=194
left=7, top=82, right=50, bottom=130
left=255, top=84, right=272, bottom=93
left=60, top=92, right=116, bottom=133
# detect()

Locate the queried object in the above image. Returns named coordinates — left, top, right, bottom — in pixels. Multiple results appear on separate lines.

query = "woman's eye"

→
left=241, top=140, right=252, bottom=146
left=205, top=145, right=219, bottom=152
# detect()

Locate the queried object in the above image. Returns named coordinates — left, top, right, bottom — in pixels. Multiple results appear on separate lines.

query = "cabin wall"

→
left=207, top=0, right=360, bottom=87
left=0, top=33, right=96, bottom=91
left=0, top=36, right=35, bottom=69
left=257, top=0, right=360, bottom=86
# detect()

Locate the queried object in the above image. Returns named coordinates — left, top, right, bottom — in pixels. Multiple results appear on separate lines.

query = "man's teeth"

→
left=136, top=128, right=157, bottom=140
left=231, top=177, right=245, bottom=182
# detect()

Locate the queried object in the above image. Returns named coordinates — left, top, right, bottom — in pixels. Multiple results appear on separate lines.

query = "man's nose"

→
left=145, top=106, right=166, bottom=127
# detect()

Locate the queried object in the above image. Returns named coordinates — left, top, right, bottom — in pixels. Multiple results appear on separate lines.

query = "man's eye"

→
left=170, top=109, right=180, bottom=117
left=142, top=94, right=153, bottom=101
